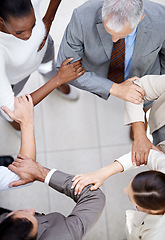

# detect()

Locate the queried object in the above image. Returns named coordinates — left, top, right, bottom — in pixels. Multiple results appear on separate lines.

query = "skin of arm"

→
left=38, top=0, right=62, bottom=51
left=31, top=58, right=84, bottom=106
left=1, top=95, right=36, bottom=161
left=10, top=58, right=84, bottom=129
left=8, top=156, right=105, bottom=238
left=8, top=155, right=50, bottom=187
left=71, top=161, right=124, bottom=195
left=127, top=75, right=165, bottom=166
left=131, top=122, right=160, bottom=166
left=110, top=76, right=145, bottom=104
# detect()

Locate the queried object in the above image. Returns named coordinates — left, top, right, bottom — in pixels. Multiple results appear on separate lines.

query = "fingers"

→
left=9, top=179, right=26, bottom=188
left=1, top=106, right=14, bottom=119
left=71, top=175, right=82, bottom=189
left=61, top=58, right=74, bottom=66
left=132, top=150, right=136, bottom=165
left=8, top=164, right=19, bottom=175
left=77, top=69, right=85, bottom=77
left=134, top=84, right=145, bottom=98
left=151, top=144, right=162, bottom=152
left=91, top=183, right=100, bottom=191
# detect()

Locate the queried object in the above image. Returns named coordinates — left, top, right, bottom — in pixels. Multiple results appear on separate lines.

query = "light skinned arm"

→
left=126, top=75, right=165, bottom=166
left=71, top=161, right=124, bottom=195
left=131, top=122, right=160, bottom=166
left=1, top=95, right=36, bottom=161
left=71, top=149, right=165, bottom=194
left=110, top=76, right=145, bottom=104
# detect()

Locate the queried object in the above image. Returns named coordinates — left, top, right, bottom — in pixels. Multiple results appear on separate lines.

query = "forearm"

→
left=132, top=122, right=146, bottom=140
left=19, top=123, right=36, bottom=161
left=30, top=75, right=61, bottom=106
left=43, top=0, right=62, bottom=23
left=96, top=161, right=124, bottom=182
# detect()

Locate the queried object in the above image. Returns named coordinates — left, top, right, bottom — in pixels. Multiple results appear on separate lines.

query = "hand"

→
left=71, top=170, right=105, bottom=195
left=132, top=136, right=161, bottom=166
left=1, top=95, right=34, bottom=126
left=38, top=17, right=52, bottom=52
left=56, top=58, right=85, bottom=85
left=110, top=76, right=145, bottom=104
left=8, top=154, right=49, bottom=187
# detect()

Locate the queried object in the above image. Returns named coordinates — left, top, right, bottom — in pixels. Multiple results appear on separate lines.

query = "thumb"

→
left=151, top=144, right=162, bottom=152
left=9, top=179, right=26, bottom=188
left=61, top=58, right=74, bottom=66
left=90, top=183, right=100, bottom=191
left=1, top=106, right=14, bottom=119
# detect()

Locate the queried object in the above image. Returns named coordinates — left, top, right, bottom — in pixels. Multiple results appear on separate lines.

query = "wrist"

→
left=109, top=82, right=118, bottom=95
left=37, top=163, right=50, bottom=182
left=132, top=122, right=146, bottom=139
left=54, top=74, right=62, bottom=87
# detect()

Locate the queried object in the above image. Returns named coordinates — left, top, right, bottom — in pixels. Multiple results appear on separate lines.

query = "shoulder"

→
left=73, top=0, right=104, bottom=24
left=144, top=0, right=165, bottom=18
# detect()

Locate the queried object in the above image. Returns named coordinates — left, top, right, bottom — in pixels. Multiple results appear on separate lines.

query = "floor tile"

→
left=96, top=95, right=132, bottom=147
left=41, top=88, right=99, bottom=151
left=100, top=146, right=148, bottom=240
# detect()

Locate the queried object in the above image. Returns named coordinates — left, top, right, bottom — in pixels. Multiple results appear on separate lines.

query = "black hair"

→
left=0, top=215, right=37, bottom=240
left=0, top=0, right=33, bottom=22
left=132, top=170, right=165, bottom=210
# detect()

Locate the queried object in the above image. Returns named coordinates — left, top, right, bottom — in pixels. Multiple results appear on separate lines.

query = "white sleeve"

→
left=124, top=75, right=165, bottom=125
left=116, top=149, right=165, bottom=173
left=0, top=166, right=20, bottom=190
left=44, top=169, right=57, bottom=185
left=147, top=149, right=165, bottom=173
left=0, top=53, right=14, bottom=121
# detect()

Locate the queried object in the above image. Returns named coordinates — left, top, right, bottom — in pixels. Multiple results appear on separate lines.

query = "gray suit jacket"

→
left=57, top=0, right=165, bottom=100
left=0, top=171, right=105, bottom=240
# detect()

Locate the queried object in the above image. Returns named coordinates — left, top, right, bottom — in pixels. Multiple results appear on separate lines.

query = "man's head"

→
left=102, top=0, right=144, bottom=42
left=0, top=0, right=35, bottom=40
left=125, top=171, right=165, bottom=214
left=0, top=208, right=38, bottom=240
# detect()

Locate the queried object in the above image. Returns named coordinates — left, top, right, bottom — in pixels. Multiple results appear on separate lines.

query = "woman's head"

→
left=0, top=0, right=35, bottom=40
left=125, top=171, right=165, bottom=214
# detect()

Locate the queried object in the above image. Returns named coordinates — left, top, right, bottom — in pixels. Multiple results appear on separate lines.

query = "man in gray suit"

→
left=57, top=0, right=165, bottom=165
left=0, top=156, right=105, bottom=240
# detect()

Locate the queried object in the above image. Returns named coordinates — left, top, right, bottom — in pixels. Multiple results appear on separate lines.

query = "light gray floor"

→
left=0, top=0, right=164, bottom=239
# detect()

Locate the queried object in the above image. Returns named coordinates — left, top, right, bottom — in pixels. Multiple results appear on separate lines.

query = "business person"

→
left=57, top=0, right=165, bottom=173
left=0, top=98, right=105, bottom=240
left=0, top=0, right=84, bottom=130
left=71, top=149, right=165, bottom=240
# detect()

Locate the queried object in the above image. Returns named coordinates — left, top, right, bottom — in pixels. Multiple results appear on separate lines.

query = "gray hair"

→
left=102, top=0, right=144, bottom=32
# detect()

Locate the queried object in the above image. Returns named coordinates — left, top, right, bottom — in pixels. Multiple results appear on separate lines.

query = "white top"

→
left=0, top=0, right=47, bottom=120
left=117, top=150, right=165, bottom=240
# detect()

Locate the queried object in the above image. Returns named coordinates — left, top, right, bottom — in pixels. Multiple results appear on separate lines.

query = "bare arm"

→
left=1, top=95, right=36, bottom=160
left=71, top=161, right=123, bottom=195
left=38, top=0, right=62, bottom=51
left=31, top=58, right=84, bottom=106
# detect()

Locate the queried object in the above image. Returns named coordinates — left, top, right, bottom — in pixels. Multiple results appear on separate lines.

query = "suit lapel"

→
left=96, top=8, right=113, bottom=59
left=129, top=14, right=152, bottom=77
left=36, top=215, right=49, bottom=239
left=96, top=23, right=113, bottom=59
